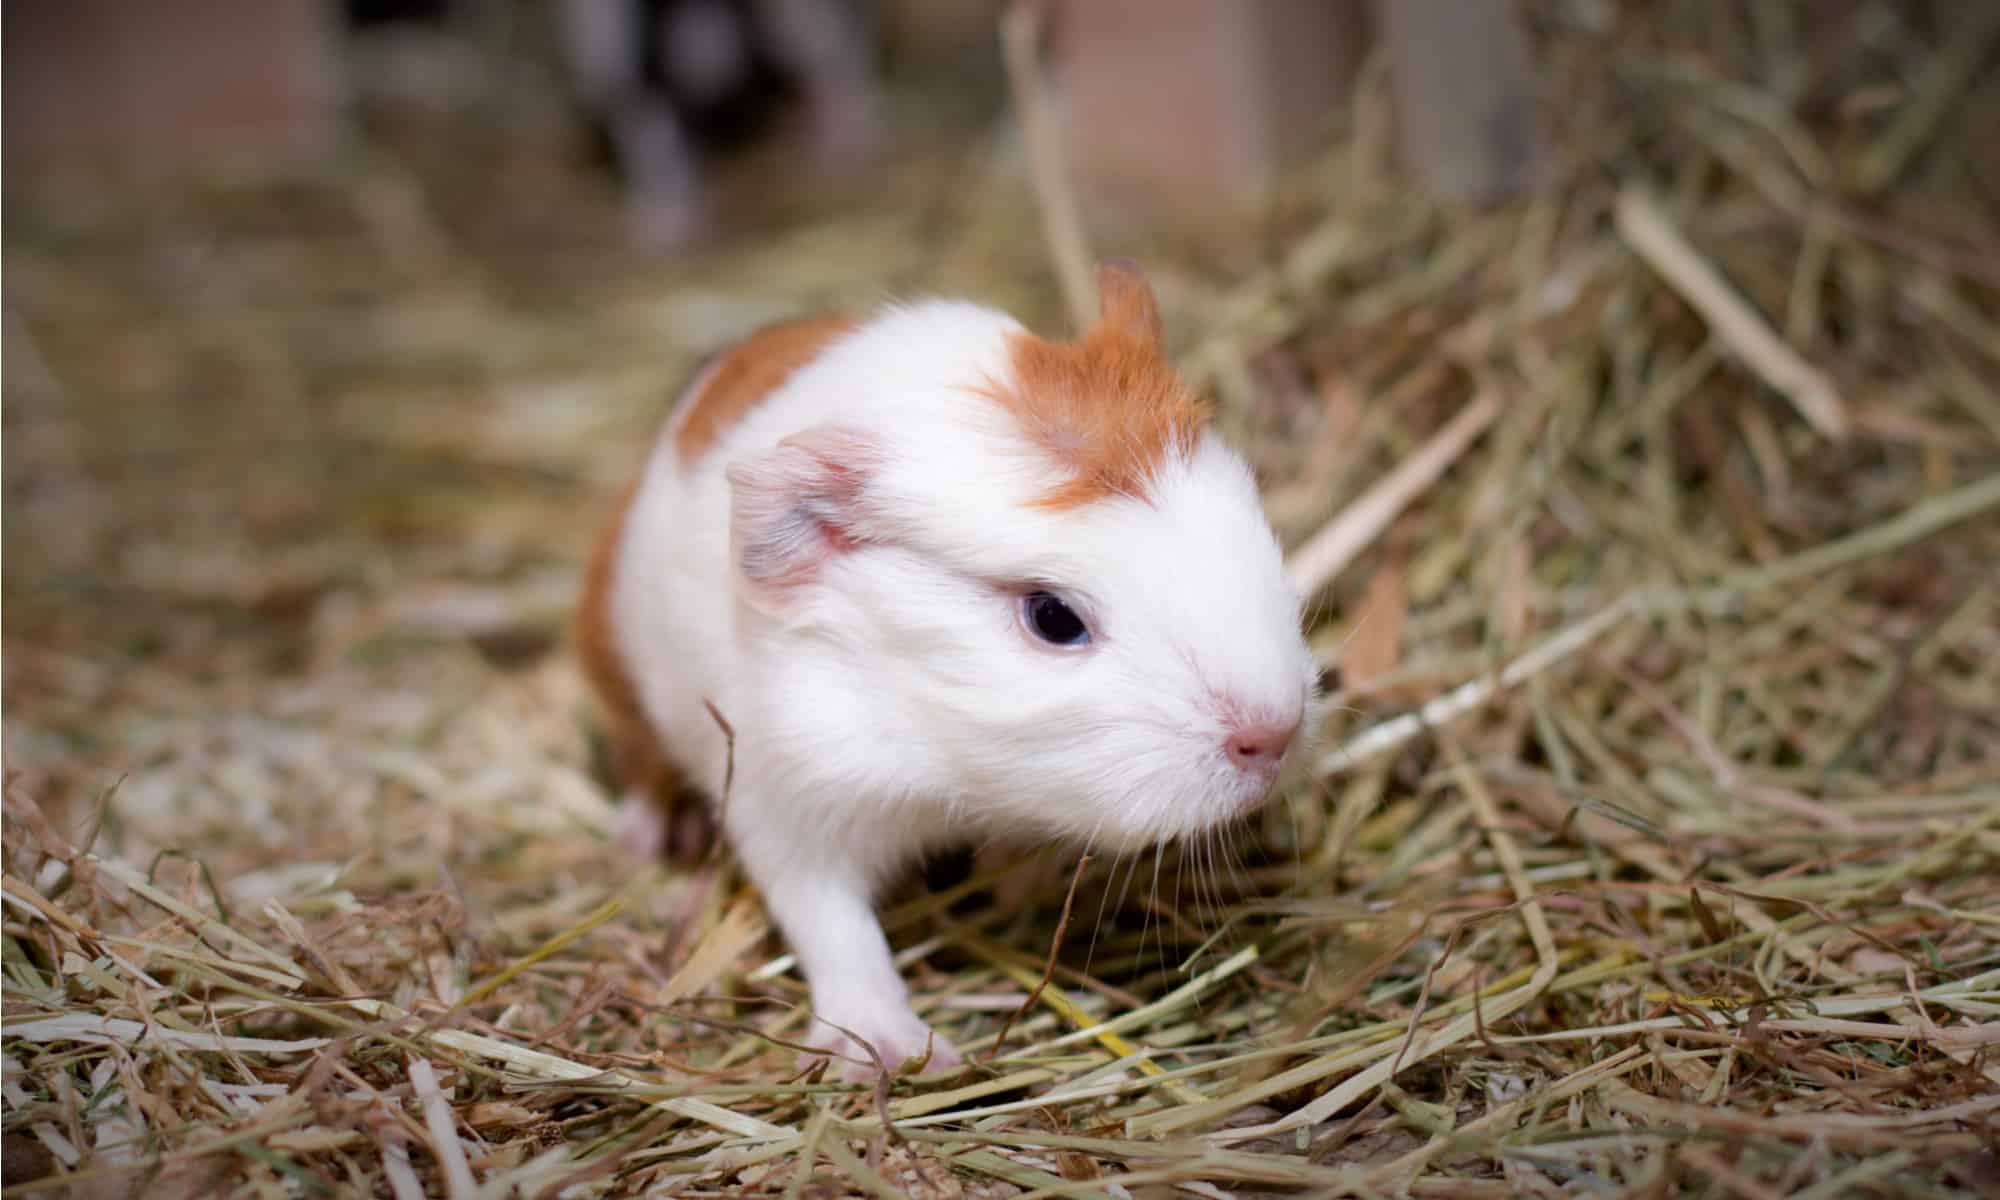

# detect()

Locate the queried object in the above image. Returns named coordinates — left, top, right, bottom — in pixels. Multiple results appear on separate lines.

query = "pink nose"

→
left=1224, top=715, right=1300, bottom=774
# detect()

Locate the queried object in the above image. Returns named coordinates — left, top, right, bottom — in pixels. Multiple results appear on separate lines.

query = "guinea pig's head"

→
left=727, top=264, right=1318, bottom=851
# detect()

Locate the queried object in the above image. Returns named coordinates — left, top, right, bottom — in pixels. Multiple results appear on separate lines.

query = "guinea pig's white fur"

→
left=589, top=266, right=1316, bottom=1075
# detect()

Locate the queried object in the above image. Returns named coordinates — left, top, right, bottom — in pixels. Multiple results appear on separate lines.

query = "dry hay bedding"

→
left=4, top=3, right=2000, bottom=1196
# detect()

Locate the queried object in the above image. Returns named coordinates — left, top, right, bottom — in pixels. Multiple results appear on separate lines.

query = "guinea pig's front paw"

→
left=807, top=1006, right=960, bottom=1080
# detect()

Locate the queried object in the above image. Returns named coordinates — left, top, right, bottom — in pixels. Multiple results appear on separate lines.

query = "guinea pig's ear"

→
left=1095, top=260, right=1162, bottom=351
left=726, top=424, right=885, bottom=615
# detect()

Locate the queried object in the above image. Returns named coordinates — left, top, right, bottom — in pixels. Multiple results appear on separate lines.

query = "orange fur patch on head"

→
left=990, top=263, right=1210, bottom=508
left=674, top=315, right=857, bottom=465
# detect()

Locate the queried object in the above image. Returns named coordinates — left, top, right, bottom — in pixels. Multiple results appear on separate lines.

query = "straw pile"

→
left=5, top=2, right=1997, bottom=1195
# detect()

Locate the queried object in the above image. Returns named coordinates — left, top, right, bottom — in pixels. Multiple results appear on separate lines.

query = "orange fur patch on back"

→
left=573, top=482, right=667, bottom=789
left=573, top=482, right=716, bottom=861
left=570, top=313, right=850, bottom=857
left=674, top=315, right=858, bottom=465
left=989, top=264, right=1210, bottom=508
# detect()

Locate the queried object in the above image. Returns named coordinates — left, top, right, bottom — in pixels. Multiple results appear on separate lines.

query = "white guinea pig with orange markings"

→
left=577, top=263, right=1316, bottom=1076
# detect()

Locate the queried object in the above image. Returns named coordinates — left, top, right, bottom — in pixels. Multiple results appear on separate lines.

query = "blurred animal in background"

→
left=556, top=0, right=882, bottom=248
left=337, top=0, right=884, bottom=250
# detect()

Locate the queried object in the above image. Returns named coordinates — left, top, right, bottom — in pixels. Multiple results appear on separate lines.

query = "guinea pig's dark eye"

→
left=1023, top=591, right=1090, bottom=646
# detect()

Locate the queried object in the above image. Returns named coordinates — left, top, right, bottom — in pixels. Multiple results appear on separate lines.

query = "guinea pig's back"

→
left=601, top=302, right=1025, bottom=792
left=704, top=300, right=1027, bottom=458
left=604, top=333, right=808, bottom=792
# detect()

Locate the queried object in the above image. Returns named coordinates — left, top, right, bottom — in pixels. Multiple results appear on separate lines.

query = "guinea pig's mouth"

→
left=1218, top=770, right=1292, bottom=825
left=1065, top=718, right=1310, bottom=849
left=1173, top=768, right=1284, bottom=835
left=1232, top=778, right=1281, bottom=816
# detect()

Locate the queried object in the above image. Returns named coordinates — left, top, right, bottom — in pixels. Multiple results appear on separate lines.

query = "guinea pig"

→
left=576, top=263, right=1316, bottom=1076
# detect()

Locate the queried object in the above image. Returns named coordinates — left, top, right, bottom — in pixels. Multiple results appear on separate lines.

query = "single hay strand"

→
left=407, top=1058, right=478, bottom=1200
left=4, top=1015, right=330, bottom=1057
left=647, top=893, right=768, bottom=1007
left=1287, top=389, right=1504, bottom=598
left=1001, top=0, right=1095, bottom=333
left=1615, top=187, right=1848, bottom=439
left=1024, top=945, right=1260, bottom=1054
left=986, top=854, right=1091, bottom=1059
left=453, top=894, right=625, bottom=1011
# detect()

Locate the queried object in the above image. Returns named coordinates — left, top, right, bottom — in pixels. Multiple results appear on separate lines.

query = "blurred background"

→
left=4, top=0, right=1527, bottom=254
left=5, top=2, right=2000, bottom=1193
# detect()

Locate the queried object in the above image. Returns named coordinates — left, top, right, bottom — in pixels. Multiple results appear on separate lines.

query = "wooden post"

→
left=1050, top=0, right=1369, bottom=220
left=1375, top=0, right=1547, bottom=204
left=4, top=0, right=341, bottom=178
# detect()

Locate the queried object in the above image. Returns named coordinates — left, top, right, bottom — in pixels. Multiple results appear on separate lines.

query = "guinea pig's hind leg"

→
left=594, top=712, right=717, bottom=865
left=612, top=790, right=670, bottom=860
left=746, top=854, right=960, bottom=1079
